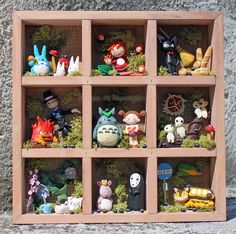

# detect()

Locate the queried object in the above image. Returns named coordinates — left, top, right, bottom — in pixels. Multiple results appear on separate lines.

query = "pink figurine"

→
left=97, top=180, right=113, bottom=212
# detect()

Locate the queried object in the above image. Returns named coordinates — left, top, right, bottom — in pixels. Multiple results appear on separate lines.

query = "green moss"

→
left=127, top=53, right=145, bottom=73
left=117, top=135, right=130, bottom=149
left=59, top=88, right=81, bottom=107
left=72, top=180, right=83, bottom=198
left=197, top=207, right=215, bottom=212
left=106, top=161, right=122, bottom=180
left=108, top=68, right=118, bottom=76
left=113, top=184, right=128, bottom=211
left=24, top=71, right=38, bottom=76
left=26, top=99, right=44, bottom=120
left=180, top=26, right=202, bottom=46
left=159, top=130, right=166, bottom=142
left=32, top=25, right=66, bottom=51
left=160, top=204, right=186, bottom=213
left=73, top=206, right=82, bottom=214
left=138, top=136, right=147, bottom=148
left=181, top=138, right=196, bottom=148
left=23, top=140, right=33, bottom=150
left=69, top=71, right=82, bottom=76
left=198, top=135, right=216, bottom=150
left=91, top=69, right=103, bottom=76
left=158, top=65, right=169, bottom=76
left=25, top=159, right=51, bottom=171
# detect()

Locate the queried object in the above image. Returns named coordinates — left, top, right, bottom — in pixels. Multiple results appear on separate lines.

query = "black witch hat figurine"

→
left=127, top=173, right=145, bottom=212
left=43, top=90, right=80, bottom=143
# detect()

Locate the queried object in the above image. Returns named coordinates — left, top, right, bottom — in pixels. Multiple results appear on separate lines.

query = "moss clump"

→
left=91, top=69, right=103, bottom=76
left=180, top=26, right=202, bottom=46
left=181, top=138, right=196, bottom=148
left=24, top=71, right=37, bottom=76
left=23, top=140, right=33, bottom=150
left=68, top=71, right=82, bottom=76
left=138, top=136, right=147, bottom=148
left=72, top=180, right=83, bottom=198
left=26, top=99, right=44, bottom=120
left=108, top=68, right=118, bottom=76
left=113, top=184, right=128, bottom=211
left=25, top=158, right=51, bottom=171
left=32, top=25, right=66, bottom=51
left=159, top=130, right=166, bottom=142
left=160, top=204, right=186, bottom=213
left=117, top=135, right=130, bottom=149
left=197, top=207, right=215, bottom=212
left=63, top=116, right=82, bottom=148
left=127, top=53, right=145, bottom=73
left=198, top=135, right=216, bottom=150
left=158, top=65, right=169, bottom=76
left=73, top=206, right=82, bottom=214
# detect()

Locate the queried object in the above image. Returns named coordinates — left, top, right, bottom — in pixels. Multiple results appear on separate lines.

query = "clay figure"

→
left=193, top=98, right=208, bottom=119
left=93, top=107, right=122, bottom=147
left=97, top=180, right=113, bottom=212
left=54, top=61, right=65, bottom=76
left=68, top=56, right=80, bottom=76
left=164, top=124, right=175, bottom=143
left=127, top=173, right=145, bottom=211
left=174, top=117, right=186, bottom=139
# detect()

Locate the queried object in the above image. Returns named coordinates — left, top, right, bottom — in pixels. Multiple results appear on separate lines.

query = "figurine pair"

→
left=97, top=173, right=145, bottom=213
left=93, top=107, right=146, bottom=148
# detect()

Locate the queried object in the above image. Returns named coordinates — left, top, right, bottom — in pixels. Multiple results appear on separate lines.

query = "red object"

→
left=135, top=45, right=143, bottom=54
left=49, top=50, right=59, bottom=57
left=167, top=51, right=174, bottom=55
left=126, top=126, right=141, bottom=136
left=59, top=57, right=69, bottom=68
left=119, top=71, right=133, bottom=76
left=204, top=124, right=215, bottom=132
left=130, top=73, right=144, bottom=76
left=138, top=65, right=145, bottom=73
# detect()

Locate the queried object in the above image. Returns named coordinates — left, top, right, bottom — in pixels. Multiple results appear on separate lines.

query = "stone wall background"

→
left=0, top=0, right=235, bottom=213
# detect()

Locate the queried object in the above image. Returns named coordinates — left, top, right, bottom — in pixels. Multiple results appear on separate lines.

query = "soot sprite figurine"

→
left=43, top=90, right=80, bottom=142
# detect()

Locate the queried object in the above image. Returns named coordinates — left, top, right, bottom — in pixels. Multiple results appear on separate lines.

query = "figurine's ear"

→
left=185, top=185, right=191, bottom=192
left=70, top=56, right=74, bottom=65
left=75, top=56, right=79, bottom=65
left=98, top=107, right=103, bottom=116
left=97, top=181, right=101, bottom=186
left=139, top=110, right=146, bottom=117
left=29, top=170, right=33, bottom=176
left=41, top=45, right=47, bottom=57
left=62, top=62, right=65, bottom=69
left=110, top=107, right=115, bottom=116
left=118, top=110, right=126, bottom=116
left=170, top=35, right=178, bottom=45
left=33, top=45, right=39, bottom=57
left=34, top=168, right=39, bottom=174
left=157, top=34, right=166, bottom=44
left=107, top=180, right=112, bottom=186
left=174, top=188, right=179, bottom=193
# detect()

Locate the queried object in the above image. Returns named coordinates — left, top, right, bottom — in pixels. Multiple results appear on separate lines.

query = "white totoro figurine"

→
left=127, top=173, right=145, bottom=211
left=175, top=117, right=186, bottom=138
left=68, top=56, right=80, bottom=76
left=193, top=98, right=208, bottom=119
left=54, top=61, right=65, bottom=76
left=164, top=124, right=175, bottom=143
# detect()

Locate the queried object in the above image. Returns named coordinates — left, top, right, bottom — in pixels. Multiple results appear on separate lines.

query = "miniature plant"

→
left=23, top=140, right=33, bottom=150
left=72, top=180, right=83, bottom=197
left=32, top=25, right=66, bottom=51
left=24, top=71, right=37, bottom=76
left=159, top=130, right=166, bottom=142
left=127, top=53, right=145, bottom=73
left=59, top=88, right=81, bottom=107
left=68, top=71, right=82, bottom=76
left=26, top=99, right=44, bottom=120
left=25, top=159, right=51, bottom=171
left=160, top=204, right=185, bottom=213
left=91, top=69, right=102, bottom=76
left=73, top=206, right=82, bottom=214
left=117, top=135, right=130, bottom=149
left=158, top=65, right=169, bottom=76
left=113, top=184, right=128, bottom=211
left=198, top=135, right=216, bottom=150
left=180, top=26, right=202, bottom=46
left=138, top=136, right=147, bottom=148
left=108, top=68, right=118, bottom=76
left=181, top=138, right=196, bottom=148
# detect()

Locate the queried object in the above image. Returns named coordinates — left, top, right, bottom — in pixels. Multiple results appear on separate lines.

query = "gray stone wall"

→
left=0, top=0, right=235, bottom=213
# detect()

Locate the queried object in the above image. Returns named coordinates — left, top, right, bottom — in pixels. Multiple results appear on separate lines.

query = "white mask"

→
left=130, top=173, right=141, bottom=188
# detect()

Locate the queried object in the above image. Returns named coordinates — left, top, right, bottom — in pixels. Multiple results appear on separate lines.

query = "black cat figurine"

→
left=157, top=34, right=180, bottom=75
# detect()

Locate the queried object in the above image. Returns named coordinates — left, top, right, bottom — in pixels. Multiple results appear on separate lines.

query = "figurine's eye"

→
left=170, top=44, right=174, bottom=47
left=163, top=43, right=169, bottom=48
left=131, top=177, right=133, bottom=180
left=40, top=131, right=44, bottom=134
left=136, top=178, right=139, bottom=181
left=199, top=102, right=202, bottom=105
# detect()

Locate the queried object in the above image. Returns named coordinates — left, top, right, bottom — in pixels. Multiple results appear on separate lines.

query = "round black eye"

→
left=136, top=178, right=139, bottom=181
left=131, top=178, right=133, bottom=180
left=181, top=120, right=183, bottom=123
left=199, top=102, right=202, bottom=105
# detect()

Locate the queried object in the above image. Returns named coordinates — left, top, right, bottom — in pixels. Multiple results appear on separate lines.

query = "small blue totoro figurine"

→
left=29, top=45, right=50, bottom=75
left=93, top=107, right=122, bottom=147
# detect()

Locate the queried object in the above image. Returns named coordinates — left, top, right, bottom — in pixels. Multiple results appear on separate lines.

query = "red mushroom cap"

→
left=204, top=124, right=215, bottom=132
left=49, top=50, right=59, bottom=57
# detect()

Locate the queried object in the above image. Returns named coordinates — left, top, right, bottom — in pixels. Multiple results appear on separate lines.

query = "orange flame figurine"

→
left=31, top=116, right=58, bottom=146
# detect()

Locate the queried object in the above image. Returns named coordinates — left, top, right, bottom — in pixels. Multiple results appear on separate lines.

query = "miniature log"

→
left=201, top=46, right=212, bottom=68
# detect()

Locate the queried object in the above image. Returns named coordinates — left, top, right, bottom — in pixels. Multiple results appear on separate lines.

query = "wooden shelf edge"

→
left=22, top=148, right=216, bottom=158
left=14, top=211, right=225, bottom=224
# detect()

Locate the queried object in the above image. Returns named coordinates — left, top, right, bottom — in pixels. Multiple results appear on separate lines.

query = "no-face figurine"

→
left=127, top=173, right=145, bottom=212
left=43, top=90, right=80, bottom=142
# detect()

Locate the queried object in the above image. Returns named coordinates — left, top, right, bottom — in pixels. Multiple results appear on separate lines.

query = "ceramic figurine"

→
left=59, top=55, right=69, bottom=68
left=54, top=61, right=65, bottom=76
left=49, top=49, right=59, bottom=74
left=204, top=124, right=215, bottom=140
left=93, top=107, right=122, bottom=147
left=118, top=110, right=146, bottom=147
left=174, top=117, right=186, bottom=139
left=186, top=117, right=205, bottom=140
left=31, top=116, right=58, bottom=146
left=64, top=167, right=77, bottom=181
left=127, top=173, right=145, bottom=211
left=107, top=42, right=128, bottom=71
left=68, top=56, right=80, bottom=76
left=43, top=90, right=80, bottom=141
left=28, top=45, right=50, bottom=76
left=173, top=185, right=215, bottom=209
left=55, top=202, right=70, bottom=214
left=97, top=180, right=113, bottom=212
left=135, top=45, right=143, bottom=54
left=67, top=197, right=83, bottom=213
left=193, top=98, right=208, bottom=119
left=39, top=203, right=53, bottom=214
left=164, top=124, right=175, bottom=143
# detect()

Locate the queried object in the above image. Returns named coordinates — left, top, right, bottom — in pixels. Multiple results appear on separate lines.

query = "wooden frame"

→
left=12, top=11, right=226, bottom=224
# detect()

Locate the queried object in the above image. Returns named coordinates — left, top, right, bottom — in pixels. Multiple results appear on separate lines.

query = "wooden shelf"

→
left=22, top=148, right=216, bottom=158
left=14, top=211, right=224, bottom=224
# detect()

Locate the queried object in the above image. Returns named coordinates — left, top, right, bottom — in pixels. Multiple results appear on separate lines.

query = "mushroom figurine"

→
left=138, top=65, right=145, bottom=74
left=59, top=55, right=69, bottom=68
left=135, top=45, right=143, bottom=54
left=204, top=125, right=215, bottom=140
left=49, top=49, right=59, bottom=74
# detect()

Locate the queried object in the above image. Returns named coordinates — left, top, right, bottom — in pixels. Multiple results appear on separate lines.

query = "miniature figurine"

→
left=31, top=116, right=58, bottom=146
left=93, top=107, right=122, bottom=147
left=43, top=90, right=80, bottom=142
left=127, top=173, right=145, bottom=211
left=97, top=180, right=113, bottom=212
left=55, top=202, right=70, bottom=214
left=54, top=61, right=65, bottom=76
left=118, top=110, right=146, bottom=147
left=204, top=124, right=215, bottom=140
left=186, top=117, right=205, bottom=140
left=135, top=45, right=143, bottom=54
left=59, top=55, right=69, bottom=68
left=193, top=98, right=208, bottom=119
left=49, top=49, right=59, bottom=74
left=174, top=117, right=186, bottom=139
left=157, top=34, right=179, bottom=75
left=164, top=124, right=175, bottom=143
left=67, top=197, right=83, bottom=214
left=28, top=45, right=50, bottom=76
left=68, top=56, right=80, bottom=76
left=173, top=185, right=215, bottom=209
left=39, top=203, right=53, bottom=214
left=107, top=42, right=128, bottom=71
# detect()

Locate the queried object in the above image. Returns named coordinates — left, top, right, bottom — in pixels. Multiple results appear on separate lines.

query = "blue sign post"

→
left=158, top=163, right=173, bottom=205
